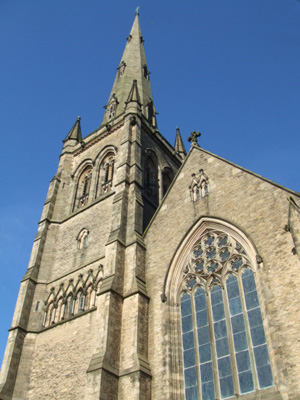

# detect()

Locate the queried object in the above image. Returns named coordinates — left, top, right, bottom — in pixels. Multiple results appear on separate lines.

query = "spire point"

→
left=135, top=6, right=140, bottom=15
left=77, top=116, right=81, bottom=121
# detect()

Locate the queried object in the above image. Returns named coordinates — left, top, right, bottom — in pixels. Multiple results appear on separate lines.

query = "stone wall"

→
left=145, top=146, right=300, bottom=399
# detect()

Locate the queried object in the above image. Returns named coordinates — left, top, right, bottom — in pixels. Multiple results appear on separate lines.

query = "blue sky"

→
left=0, top=0, right=299, bottom=364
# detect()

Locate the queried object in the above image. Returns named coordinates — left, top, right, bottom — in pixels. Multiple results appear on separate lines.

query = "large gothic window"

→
left=180, top=230, right=273, bottom=400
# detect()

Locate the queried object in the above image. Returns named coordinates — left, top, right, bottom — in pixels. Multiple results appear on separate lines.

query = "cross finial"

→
left=188, top=131, right=201, bottom=146
left=135, top=6, right=140, bottom=15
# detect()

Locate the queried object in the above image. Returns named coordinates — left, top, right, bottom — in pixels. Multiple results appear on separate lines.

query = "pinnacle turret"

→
left=102, top=14, right=155, bottom=126
left=62, top=116, right=82, bottom=151
left=174, top=127, right=187, bottom=159
left=64, top=116, right=82, bottom=143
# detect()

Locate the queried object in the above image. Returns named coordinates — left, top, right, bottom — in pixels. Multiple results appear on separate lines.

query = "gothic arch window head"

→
left=162, top=167, right=174, bottom=197
left=74, top=166, right=93, bottom=210
left=77, top=228, right=89, bottom=249
left=164, top=219, right=274, bottom=400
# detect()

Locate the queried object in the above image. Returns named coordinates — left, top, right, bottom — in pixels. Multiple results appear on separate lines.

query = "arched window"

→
left=144, top=151, right=158, bottom=206
left=107, top=94, right=118, bottom=120
left=162, top=167, right=174, bottom=197
left=97, top=152, right=115, bottom=195
left=74, top=166, right=93, bottom=210
left=180, top=229, right=273, bottom=399
left=66, top=294, right=75, bottom=318
left=56, top=297, right=64, bottom=323
left=44, top=302, right=55, bottom=327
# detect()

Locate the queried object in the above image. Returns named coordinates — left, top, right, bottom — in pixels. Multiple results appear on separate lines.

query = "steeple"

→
left=102, top=13, right=155, bottom=126
left=174, top=127, right=187, bottom=159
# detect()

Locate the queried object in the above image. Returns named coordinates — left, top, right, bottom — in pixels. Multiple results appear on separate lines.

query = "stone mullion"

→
left=222, top=282, right=240, bottom=395
left=237, top=271, right=259, bottom=390
left=206, top=290, right=221, bottom=400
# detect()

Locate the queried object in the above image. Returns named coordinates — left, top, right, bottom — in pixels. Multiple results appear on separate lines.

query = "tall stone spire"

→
left=102, top=13, right=155, bottom=125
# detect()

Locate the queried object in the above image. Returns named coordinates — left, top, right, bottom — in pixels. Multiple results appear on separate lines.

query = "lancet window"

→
left=98, top=152, right=115, bottom=195
left=75, top=166, right=93, bottom=210
left=162, top=167, right=174, bottom=197
left=180, top=230, right=273, bottom=399
left=144, top=150, right=159, bottom=206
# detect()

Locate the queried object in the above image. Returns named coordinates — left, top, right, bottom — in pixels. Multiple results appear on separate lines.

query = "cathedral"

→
left=1, top=12, right=300, bottom=400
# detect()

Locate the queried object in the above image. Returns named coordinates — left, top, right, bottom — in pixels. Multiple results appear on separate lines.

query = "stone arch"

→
left=162, top=217, right=275, bottom=399
left=164, top=217, right=259, bottom=306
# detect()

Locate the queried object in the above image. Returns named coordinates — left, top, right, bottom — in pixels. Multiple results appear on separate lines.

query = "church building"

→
left=1, top=12, right=300, bottom=400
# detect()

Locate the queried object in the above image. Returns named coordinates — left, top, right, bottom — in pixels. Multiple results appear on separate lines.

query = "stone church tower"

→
left=1, top=12, right=300, bottom=400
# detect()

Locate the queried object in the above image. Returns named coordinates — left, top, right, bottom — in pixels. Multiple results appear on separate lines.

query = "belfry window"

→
left=75, top=167, right=92, bottom=209
left=144, top=151, right=159, bottom=206
left=180, top=230, right=273, bottom=399
left=98, top=152, right=115, bottom=195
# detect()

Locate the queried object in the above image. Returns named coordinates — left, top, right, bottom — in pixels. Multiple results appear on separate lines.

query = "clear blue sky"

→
left=0, top=0, right=299, bottom=365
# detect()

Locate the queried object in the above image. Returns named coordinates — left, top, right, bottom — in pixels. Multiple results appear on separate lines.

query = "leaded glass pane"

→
left=199, top=343, right=212, bottom=363
left=202, top=381, right=215, bottom=400
left=220, top=376, right=234, bottom=399
left=216, top=337, right=230, bottom=358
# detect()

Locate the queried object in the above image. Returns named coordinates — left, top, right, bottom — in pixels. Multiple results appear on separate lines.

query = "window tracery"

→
left=180, top=230, right=273, bottom=399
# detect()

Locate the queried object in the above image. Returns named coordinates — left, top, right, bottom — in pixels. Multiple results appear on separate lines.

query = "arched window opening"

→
left=107, top=94, right=118, bottom=120
left=66, top=294, right=75, bottom=318
left=144, top=152, right=158, bottom=206
left=86, top=285, right=95, bottom=309
left=79, top=291, right=86, bottom=312
left=162, top=167, right=174, bottom=197
left=44, top=302, right=55, bottom=327
left=180, top=230, right=273, bottom=399
left=75, top=167, right=93, bottom=210
left=56, top=297, right=64, bottom=323
left=98, top=152, right=115, bottom=195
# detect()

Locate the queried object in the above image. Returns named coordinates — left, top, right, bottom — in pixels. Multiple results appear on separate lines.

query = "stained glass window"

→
left=180, top=230, right=273, bottom=399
